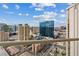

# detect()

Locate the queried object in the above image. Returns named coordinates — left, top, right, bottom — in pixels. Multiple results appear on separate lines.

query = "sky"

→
left=0, top=3, right=71, bottom=27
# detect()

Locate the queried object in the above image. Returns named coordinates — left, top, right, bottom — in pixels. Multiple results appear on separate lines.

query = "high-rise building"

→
left=18, top=24, right=24, bottom=41
left=66, top=4, right=79, bottom=56
left=24, top=24, right=30, bottom=40
left=18, top=24, right=30, bottom=41
left=0, top=31, right=9, bottom=42
left=31, top=27, right=39, bottom=34
left=0, top=23, right=9, bottom=32
left=8, top=25, right=17, bottom=32
left=40, top=21, right=54, bottom=38
left=0, top=23, right=9, bottom=41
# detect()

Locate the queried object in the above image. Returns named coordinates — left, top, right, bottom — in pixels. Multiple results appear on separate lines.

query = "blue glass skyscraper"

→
left=40, top=21, right=54, bottom=38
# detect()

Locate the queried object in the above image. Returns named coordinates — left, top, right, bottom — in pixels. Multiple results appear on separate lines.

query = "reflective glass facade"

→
left=40, top=21, right=54, bottom=38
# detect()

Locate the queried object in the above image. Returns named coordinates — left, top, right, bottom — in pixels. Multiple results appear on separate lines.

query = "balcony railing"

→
left=0, top=38, right=79, bottom=56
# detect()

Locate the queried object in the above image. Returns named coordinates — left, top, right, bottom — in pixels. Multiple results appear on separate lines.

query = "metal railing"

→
left=0, top=38, right=79, bottom=56
left=0, top=38, right=79, bottom=46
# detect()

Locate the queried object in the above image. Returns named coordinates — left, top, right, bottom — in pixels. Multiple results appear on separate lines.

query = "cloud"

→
left=2, top=4, right=8, bottom=9
left=31, top=3, right=56, bottom=8
left=33, top=11, right=57, bottom=21
left=5, top=11, right=14, bottom=14
left=18, top=13, right=29, bottom=16
left=35, top=8, right=43, bottom=11
left=60, top=14, right=66, bottom=17
left=15, top=4, right=20, bottom=10
left=39, top=3, right=56, bottom=8
left=60, top=9, right=65, bottom=13
left=2, top=19, right=6, bottom=21
left=31, top=3, right=37, bottom=7
left=0, top=20, right=2, bottom=23
left=45, top=18, right=57, bottom=21
left=30, top=3, right=56, bottom=11
left=25, top=13, right=29, bottom=16
left=0, top=19, right=7, bottom=23
left=18, top=13, right=22, bottom=16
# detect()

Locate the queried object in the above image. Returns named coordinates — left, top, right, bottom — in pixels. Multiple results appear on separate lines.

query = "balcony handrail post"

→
left=68, top=40, right=70, bottom=56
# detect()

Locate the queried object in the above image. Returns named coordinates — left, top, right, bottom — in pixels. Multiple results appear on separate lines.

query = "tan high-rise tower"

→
left=66, top=4, right=79, bottom=56
left=18, top=24, right=30, bottom=41
left=24, top=24, right=30, bottom=40
left=18, top=24, right=24, bottom=41
left=0, top=31, right=9, bottom=42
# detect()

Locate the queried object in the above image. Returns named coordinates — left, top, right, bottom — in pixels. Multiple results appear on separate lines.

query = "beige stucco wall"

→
left=66, top=4, right=79, bottom=56
left=0, top=32, right=9, bottom=42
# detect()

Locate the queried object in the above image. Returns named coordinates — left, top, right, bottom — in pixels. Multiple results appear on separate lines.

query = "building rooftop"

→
left=0, top=46, right=9, bottom=56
